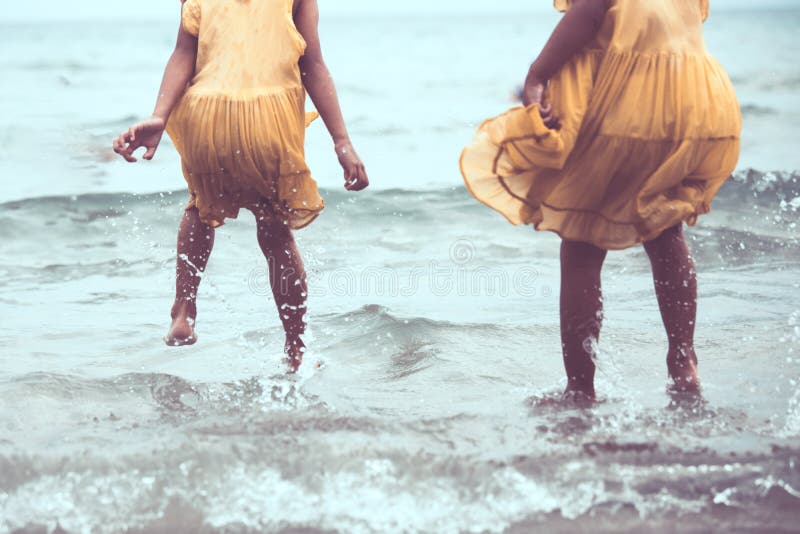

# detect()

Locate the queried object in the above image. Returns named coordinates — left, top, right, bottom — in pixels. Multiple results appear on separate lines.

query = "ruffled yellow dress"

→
left=166, top=0, right=324, bottom=229
left=460, top=0, right=741, bottom=250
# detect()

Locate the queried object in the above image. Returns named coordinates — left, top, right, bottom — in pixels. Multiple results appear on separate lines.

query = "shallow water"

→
left=2, top=7, right=800, bottom=534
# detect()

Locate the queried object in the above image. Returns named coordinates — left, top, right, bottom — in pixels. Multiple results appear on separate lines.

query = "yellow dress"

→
left=460, top=0, right=741, bottom=250
left=166, top=0, right=324, bottom=229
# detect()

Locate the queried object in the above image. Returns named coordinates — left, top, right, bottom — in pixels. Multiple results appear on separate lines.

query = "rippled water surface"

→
left=2, top=7, right=800, bottom=534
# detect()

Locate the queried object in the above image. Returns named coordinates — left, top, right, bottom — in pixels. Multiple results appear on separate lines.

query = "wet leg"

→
left=643, top=225, right=700, bottom=392
left=256, top=218, right=308, bottom=373
left=560, top=240, right=608, bottom=402
left=167, top=207, right=215, bottom=346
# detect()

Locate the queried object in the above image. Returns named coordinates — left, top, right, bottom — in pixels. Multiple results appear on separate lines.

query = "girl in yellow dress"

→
left=113, top=0, right=369, bottom=372
left=461, top=0, right=741, bottom=401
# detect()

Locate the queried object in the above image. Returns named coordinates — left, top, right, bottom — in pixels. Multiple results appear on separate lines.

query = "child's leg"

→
left=256, top=218, right=308, bottom=373
left=560, top=240, right=608, bottom=401
left=643, top=224, right=700, bottom=391
left=167, top=207, right=215, bottom=346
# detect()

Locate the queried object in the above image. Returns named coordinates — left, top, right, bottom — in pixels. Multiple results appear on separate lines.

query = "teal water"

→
left=1, top=8, right=800, bottom=534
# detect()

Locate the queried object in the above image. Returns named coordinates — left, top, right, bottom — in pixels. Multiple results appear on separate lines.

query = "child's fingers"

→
left=344, top=173, right=362, bottom=191
left=113, top=135, right=138, bottom=162
left=114, top=131, right=131, bottom=149
left=356, top=165, right=369, bottom=190
left=116, top=130, right=134, bottom=147
left=347, top=165, right=369, bottom=191
left=343, top=166, right=355, bottom=190
left=543, top=113, right=560, bottom=129
left=142, top=146, right=157, bottom=160
left=538, top=103, right=561, bottom=129
left=342, top=160, right=357, bottom=189
left=122, top=147, right=138, bottom=162
left=123, top=138, right=142, bottom=162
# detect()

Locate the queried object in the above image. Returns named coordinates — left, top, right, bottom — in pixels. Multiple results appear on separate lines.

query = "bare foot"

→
left=165, top=302, right=198, bottom=347
left=563, top=383, right=596, bottom=407
left=667, top=345, right=701, bottom=393
left=284, top=337, right=306, bottom=374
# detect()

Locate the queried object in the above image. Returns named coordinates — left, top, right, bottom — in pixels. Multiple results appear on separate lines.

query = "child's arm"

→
left=113, top=17, right=198, bottom=163
left=522, top=0, right=608, bottom=125
left=294, top=0, right=369, bottom=191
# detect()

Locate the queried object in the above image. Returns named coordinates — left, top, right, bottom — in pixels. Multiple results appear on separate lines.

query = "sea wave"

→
left=1, top=168, right=797, bottom=213
left=2, top=426, right=798, bottom=533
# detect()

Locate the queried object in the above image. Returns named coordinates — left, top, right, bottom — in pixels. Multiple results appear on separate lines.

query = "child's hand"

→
left=113, top=117, right=166, bottom=163
left=335, top=141, right=369, bottom=191
left=522, top=78, right=560, bottom=130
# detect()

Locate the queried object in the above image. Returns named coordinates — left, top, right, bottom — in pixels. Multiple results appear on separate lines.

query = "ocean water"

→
left=2, top=7, right=800, bottom=534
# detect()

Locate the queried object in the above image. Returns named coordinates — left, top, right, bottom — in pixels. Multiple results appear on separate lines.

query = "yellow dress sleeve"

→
left=181, top=0, right=201, bottom=37
left=554, top=0, right=571, bottom=12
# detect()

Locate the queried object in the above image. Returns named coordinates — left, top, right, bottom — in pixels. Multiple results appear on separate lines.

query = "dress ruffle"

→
left=168, top=0, right=323, bottom=230
left=461, top=113, right=740, bottom=248
left=167, top=87, right=324, bottom=229
left=581, top=51, right=741, bottom=142
left=461, top=3, right=741, bottom=250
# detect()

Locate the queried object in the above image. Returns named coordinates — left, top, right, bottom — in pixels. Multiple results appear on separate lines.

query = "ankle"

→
left=284, top=336, right=306, bottom=372
left=667, top=343, right=697, bottom=364
left=564, top=382, right=596, bottom=406
left=171, top=299, right=197, bottom=320
left=566, top=377, right=595, bottom=397
left=285, top=334, right=305, bottom=351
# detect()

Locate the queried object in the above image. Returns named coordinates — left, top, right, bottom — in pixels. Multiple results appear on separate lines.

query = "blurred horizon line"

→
left=3, top=1, right=798, bottom=24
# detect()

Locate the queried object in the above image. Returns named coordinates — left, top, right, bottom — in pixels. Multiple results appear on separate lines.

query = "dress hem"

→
left=459, top=144, right=733, bottom=250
